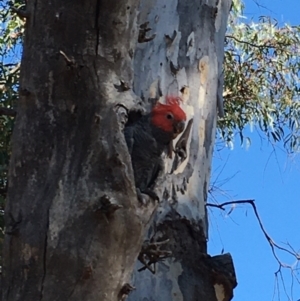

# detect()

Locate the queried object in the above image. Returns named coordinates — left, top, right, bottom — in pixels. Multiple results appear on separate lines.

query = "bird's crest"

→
left=151, top=96, right=186, bottom=133
left=152, top=96, right=186, bottom=122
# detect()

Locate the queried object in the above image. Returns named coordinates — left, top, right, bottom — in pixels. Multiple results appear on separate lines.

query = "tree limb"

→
left=206, top=200, right=300, bottom=267
left=11, top=7, right=30, bottom=19
left=0, top=108, right=17, bottom=117
left=226, top=35, right=291, bottom=49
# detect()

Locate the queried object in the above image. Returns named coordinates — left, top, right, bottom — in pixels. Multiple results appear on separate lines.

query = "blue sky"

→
left=208, top=1, right=300, bottom=300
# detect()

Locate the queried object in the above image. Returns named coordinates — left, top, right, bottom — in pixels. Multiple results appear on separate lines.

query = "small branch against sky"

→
left=207, top=200, right=300, bottom=268
left=226, top=34, right=284, bottom=49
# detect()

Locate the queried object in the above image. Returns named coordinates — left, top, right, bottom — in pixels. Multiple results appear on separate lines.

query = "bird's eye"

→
left=166, top=113, right=173, bottom=120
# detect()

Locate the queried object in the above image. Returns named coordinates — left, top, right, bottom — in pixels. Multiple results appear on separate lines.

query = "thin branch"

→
left=9, top=63, right=20, bottom=75
left=11, top=7, right=30, bottom=19
left=226, top=35, right=291, bottom=49
left=226, top=35, right=270, bottom=49
left=278, top=268, right=293, bottom=301
left=207, top=200, right=300, bottom=264
left=251, top=0, right=272, bottom=12
left=285, top=242, right=300, bottom=257
left=0, top=108, right=17, bottom=117
left=59, top=50, right=76, bottom=67
left=211, top=199, right=300, bottom=300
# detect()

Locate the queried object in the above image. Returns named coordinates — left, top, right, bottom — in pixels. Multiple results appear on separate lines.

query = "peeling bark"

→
left=129, top=0, right=235, bottom=300
left=3, top=0, right=235, bottom=300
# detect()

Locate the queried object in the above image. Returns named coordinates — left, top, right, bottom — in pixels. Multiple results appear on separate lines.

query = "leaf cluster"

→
left=219, top=0, right=300, bottom=151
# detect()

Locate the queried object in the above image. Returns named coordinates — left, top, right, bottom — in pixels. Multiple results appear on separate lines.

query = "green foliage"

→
left=0, top=0, right=24, bottom=262
left=219, top=0, right=300, bottom=151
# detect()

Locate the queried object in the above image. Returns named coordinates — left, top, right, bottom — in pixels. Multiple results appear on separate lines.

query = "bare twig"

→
left=138, top=239, right=172, bottom=273
left=3, top=63, right=21, bottom=75
left=276, top=268, right=293, bottom=301
left=59, top=50, right=76, bottom=67
left=206, top=200, right=300, bottom=265
left=208, top=198, right=300, bottom=300
left=10, top=64, right=20, bottom=75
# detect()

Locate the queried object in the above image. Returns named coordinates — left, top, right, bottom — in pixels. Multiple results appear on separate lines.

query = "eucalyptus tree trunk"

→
left=3, top=0, right=236, bottom=301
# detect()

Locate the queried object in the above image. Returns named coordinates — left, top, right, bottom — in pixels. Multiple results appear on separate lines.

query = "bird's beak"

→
left=173, top=120, right=185, bottom=138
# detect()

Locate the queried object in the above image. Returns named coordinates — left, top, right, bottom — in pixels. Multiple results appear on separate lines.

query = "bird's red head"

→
left=151, top=96, right=186, bottom=137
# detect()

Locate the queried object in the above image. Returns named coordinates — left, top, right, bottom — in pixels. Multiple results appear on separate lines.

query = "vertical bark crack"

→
left=40, top=209, right=49, bottom=300
left=95, top=0, right=101, bottom=55
left=33, top=0, right=38, bottom=26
